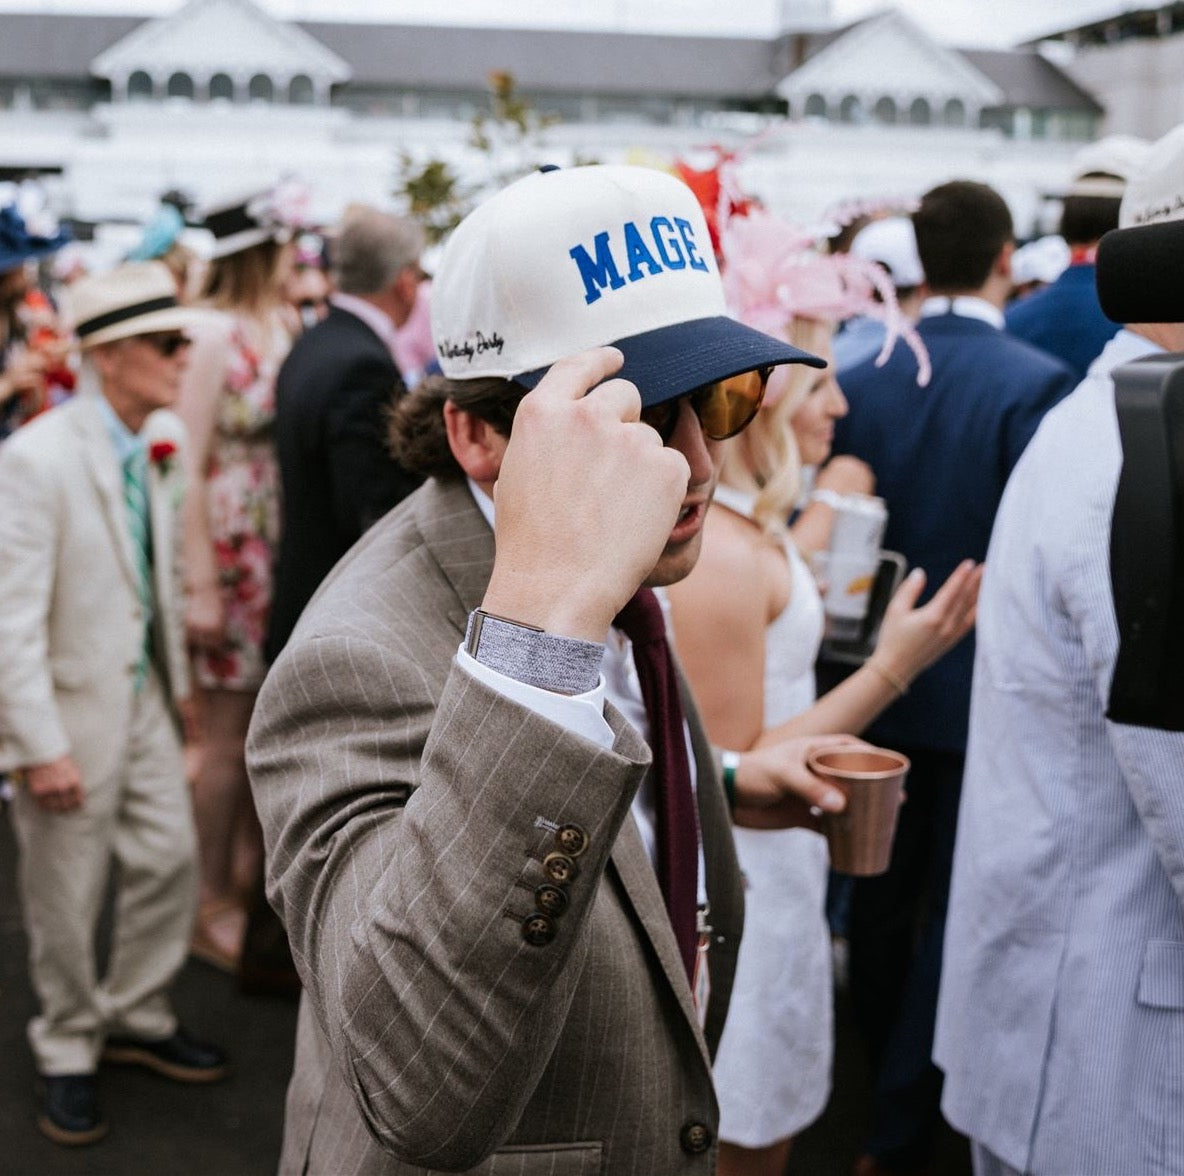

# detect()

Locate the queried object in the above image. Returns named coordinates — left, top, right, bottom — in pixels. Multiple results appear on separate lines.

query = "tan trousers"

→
left=10, top=667, right=198, bottom=1075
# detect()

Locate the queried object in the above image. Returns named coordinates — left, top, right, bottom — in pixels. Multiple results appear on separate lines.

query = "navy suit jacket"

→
left=1004, top=262, right=1119, bottom=383
left=833, top=312, right=1077, bottom=752
left=266, top=305, right=421, bottom=662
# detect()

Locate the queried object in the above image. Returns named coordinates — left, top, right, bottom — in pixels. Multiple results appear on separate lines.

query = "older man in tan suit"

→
left=0, top=262, right=227, bottom=1147
left=248, top=166, right=865, bottom=1174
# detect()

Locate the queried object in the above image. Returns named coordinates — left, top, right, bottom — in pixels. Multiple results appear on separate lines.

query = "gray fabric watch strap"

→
left=464, top=609, right=604, bottom=695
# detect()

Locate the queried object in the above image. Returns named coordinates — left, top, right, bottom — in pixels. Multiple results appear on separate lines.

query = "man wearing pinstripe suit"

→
left=935, top=126, right=1184, bottom=1176
left=247, top=165, right=862, bottom=1174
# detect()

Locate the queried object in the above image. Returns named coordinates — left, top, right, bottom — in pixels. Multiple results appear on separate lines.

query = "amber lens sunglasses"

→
left=640, top=366, right=771, bottom=443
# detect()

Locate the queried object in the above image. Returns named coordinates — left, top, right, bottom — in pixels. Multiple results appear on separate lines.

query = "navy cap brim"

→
left=513, top=314, right=826, bottom=406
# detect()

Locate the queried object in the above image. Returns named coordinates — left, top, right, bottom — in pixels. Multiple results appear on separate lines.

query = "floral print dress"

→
left=193, top=313, right=289, bottom=692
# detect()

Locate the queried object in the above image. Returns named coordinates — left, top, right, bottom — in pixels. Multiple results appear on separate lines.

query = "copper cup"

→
left=808, top=747, right=909, bottom=877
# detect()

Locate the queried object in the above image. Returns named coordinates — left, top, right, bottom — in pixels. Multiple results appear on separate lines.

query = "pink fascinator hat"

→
left=720, top=207, right=931, bottom=392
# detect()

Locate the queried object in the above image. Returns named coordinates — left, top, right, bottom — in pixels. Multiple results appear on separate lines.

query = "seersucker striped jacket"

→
left=935, top=330, right=1184, bottom=1175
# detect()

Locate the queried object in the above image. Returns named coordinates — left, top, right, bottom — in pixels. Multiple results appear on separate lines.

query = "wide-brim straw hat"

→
left=68, top=260, right=202, bottom=349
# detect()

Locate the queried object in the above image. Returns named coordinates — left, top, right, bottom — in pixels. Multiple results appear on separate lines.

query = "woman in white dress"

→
left=666, top=221, right=981, bottom=1176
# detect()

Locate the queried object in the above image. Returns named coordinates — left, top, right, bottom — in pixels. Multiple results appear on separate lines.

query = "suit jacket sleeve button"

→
left=534, top=883, right=569, bottom=916
left=542, top=852, right=578, bottom=884
left=679, top=1121, right=713, bottom=1155
left=555, top=823, right=589, bottom=857
left=521, top=913, right=556, bottom=946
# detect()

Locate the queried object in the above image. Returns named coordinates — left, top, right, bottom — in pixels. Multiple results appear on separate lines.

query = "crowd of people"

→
left=0, top=117, right=1181, bottom=1176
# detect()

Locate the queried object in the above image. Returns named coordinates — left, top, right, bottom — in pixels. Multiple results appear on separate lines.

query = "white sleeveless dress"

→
left=709, top=484, right=834, bottom=1147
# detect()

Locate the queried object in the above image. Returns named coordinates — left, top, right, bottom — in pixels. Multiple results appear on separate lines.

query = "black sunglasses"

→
left=639, top=367, right=772, bottom=444
left=142, top=333, right=192, bottom=358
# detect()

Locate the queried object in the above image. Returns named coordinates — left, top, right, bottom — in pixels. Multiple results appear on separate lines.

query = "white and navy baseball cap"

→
left=430, top=164, right=824, bottom=408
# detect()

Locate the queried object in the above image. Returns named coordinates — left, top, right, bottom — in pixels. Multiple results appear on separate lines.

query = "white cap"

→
left=430, top=164, right=822, bottom=408
left=848, top=217, right=924, bottom=288
left=1068, top=135, right=1151, bottom=198
left=1120, top=123, right=1184, bottom=229
left=1010, top=235, right=1070, bottom=286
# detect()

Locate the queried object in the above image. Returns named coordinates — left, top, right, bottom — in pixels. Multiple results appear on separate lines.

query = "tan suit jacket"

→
left=247, top=476, right=744, bottom=1175
left=0, top=390, right=190, bottom=783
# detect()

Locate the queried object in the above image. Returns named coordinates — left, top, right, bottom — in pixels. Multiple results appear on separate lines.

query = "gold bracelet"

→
left=867, top=658, right=909, bottom=697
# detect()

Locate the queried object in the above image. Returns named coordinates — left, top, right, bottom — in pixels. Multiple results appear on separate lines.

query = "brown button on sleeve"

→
left=542, top=852, right=578, bottom=885
left=534, top=884, right=569, bottom=917
left=521, top=913, right=557, bottom=947
left=555, top=823, right=589, bottom=857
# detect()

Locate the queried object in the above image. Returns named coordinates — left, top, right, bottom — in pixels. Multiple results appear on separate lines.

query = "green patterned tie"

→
left=122, top=448, right=154, bottom=691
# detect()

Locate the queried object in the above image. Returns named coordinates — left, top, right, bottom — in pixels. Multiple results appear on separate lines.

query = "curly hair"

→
left=388, top=374, right=529, bottom=480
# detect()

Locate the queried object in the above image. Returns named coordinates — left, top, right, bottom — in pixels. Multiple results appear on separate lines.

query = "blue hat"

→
left=0, top=203, right=71, bottom=274
left=127, top=204, right=186, bottom=262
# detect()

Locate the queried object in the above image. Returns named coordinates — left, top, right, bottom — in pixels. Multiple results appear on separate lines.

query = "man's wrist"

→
left=464, top=609, right=604, bottom=695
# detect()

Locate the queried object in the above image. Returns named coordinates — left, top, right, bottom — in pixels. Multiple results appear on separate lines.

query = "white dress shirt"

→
left=920, top=294, right=1005, bottom=329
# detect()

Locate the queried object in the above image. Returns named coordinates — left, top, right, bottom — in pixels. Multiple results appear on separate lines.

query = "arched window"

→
left=128, top=71, right=154, bottom=101
left=209, top=73, right=235, bottom=102
left=944, top=98, right=966, bottom=127
left=909, top=97, right=931, bottom=126
left=839, top=94, right=863, bottom=124
left=803, top=92, right=827, bottom=120
left=289, top=74, right=315, bottom=105
left=248, top=74, right=274, bottom=103
left=166, top=72, right=194, bottom=100
left=873, top=96, right=897, bottom=125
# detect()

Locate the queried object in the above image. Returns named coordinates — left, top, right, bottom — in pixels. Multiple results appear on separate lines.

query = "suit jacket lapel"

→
left=414, top=477, right=497, bottom=629
left=72, top=394, right=142, bottom=599
left=144, top=441, right=179, bottom=625
left=681, top=665, right=744, bottom=1059
left=607, top=783, right=714, bottom=1071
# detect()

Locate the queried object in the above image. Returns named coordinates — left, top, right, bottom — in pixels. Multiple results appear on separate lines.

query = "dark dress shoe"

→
left=37, top=1073, right=108, bottom=1146
left=102, top=1027, right=228, bottom=1083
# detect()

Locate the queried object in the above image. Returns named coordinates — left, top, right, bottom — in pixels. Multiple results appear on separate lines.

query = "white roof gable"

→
left=91, top=0, right=351, bottom=83
left=780, top=10, right=1002, bottom=107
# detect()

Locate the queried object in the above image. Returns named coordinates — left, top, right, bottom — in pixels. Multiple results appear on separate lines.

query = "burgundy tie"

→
left=614, top=588, right=700, bottom=984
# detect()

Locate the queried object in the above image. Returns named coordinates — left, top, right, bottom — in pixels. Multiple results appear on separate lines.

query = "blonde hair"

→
left=716, top=316, right=833, bottom=532
left=199, top=239, right=285, bottom=315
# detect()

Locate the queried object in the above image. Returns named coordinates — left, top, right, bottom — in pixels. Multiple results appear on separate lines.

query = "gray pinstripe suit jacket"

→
left=247, top=476, right=744, bottom=1175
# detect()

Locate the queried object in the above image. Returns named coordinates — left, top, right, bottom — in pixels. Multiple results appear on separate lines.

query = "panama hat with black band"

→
left=68, top=261, right=202, bottom=350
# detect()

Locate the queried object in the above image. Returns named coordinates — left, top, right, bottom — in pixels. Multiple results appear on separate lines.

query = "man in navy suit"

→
left=266, top=205, right=424, bottom=662
left=1005, top=136, right=1148, bottom=382
left=832, top=181, right=1077, bottom=1176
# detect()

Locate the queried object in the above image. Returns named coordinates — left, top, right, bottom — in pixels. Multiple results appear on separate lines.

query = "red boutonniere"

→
left=149, top=439, right=178, bottom=475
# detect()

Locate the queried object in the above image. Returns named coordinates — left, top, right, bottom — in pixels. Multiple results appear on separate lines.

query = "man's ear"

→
left=995, top=239, right=1015, bottom=280
left=389, top=266, right=421, bottom=328
left=443, top=401, right=507, bottom=484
